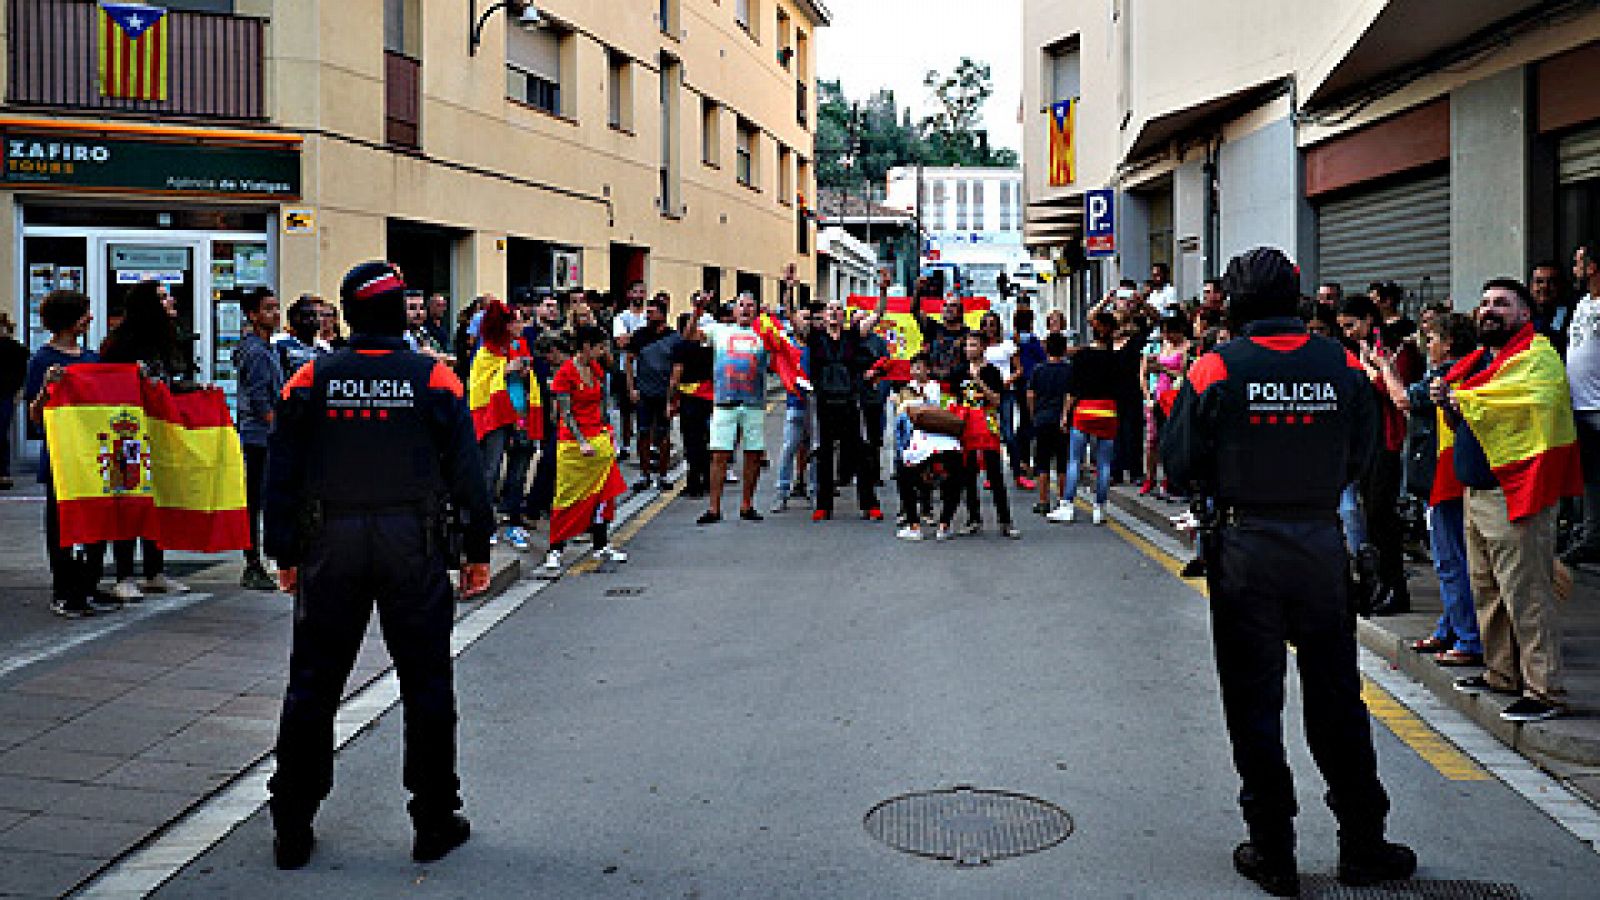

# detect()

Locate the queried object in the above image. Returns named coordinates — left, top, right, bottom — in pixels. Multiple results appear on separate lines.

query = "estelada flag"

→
left=468, top=337, right=543, bottom=440
left=847, top=295, right=990, bottom=382
left=1432, top=324, right=1583, bottom=521
left=1048, top=99, right=1076, bottom=187
left=45, top=363, right=249, bottom=552
left=98, top=3, right=169, bottom=101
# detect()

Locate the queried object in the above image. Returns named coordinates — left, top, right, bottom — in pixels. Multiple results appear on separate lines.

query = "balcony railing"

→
left=796, top=79, right=808, bottom=128
left=6, top=0, right=266, bottom=120
left=385, top=50, right=421, bottom=149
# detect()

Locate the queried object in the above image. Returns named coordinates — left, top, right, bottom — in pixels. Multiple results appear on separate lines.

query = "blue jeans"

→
left=998, top=390, right=1023, bottom=479
left=1064, top=429, right=1114, bottom=506
left=774, top=406, right=814, bottom=498
left=1427, top=500, right=1481, bottom=654
left=1338, top=482, right=1367, bottom=554
left=480, top=426, right=535, bottom=522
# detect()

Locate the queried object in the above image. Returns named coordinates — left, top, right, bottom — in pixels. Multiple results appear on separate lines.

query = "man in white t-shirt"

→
left=1149, top=262, right=1178, bottom=312
left=1563, top=244, right=1600, bottom=565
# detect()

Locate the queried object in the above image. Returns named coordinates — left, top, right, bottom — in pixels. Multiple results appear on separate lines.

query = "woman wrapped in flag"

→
left=542, top=325, right=629, bottom=574
left=469, top=299, right=542, bottom=550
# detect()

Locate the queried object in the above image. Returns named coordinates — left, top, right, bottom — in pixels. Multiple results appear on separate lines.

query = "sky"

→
left=815, top=0, right=1023, bottom=156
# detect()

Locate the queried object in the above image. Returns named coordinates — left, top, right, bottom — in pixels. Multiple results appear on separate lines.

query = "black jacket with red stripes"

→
left=1160, top=318, right=1378, bottom=511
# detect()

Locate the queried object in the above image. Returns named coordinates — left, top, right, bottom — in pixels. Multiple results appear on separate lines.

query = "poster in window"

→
left=234, top=246, right=268, bottom=285
left=57, top=266, right=85, bottom=293
left=212, top=259, right=236, bottom=292
left=28, top=263, right=55, bottom=296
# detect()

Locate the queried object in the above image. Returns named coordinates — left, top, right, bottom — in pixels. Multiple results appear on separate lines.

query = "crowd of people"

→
left=12, top=248, right=1598, bottom=728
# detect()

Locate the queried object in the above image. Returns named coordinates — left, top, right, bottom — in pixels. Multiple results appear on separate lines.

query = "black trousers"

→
left=1359, top=449, right=1406, bottom=590
left=43, top=480, right=105, bottom=600
left=112, top=538, right=162, bottom=581
left=1113, top=393, right=1145, bottom=481
left=816, top=401, right=878, bottom=514
left=955, top=448, right=1013, bottom=526
left=269, top=511, right=460, bottom=828
left=1205, top=517, right=1390, bottom=851
left=679, top=395, right=713, bottom=492
left=244, top=444, right=268, bottom=566
left=895, top=462, right=935, bottom=524
left=524, top=422, right=558, bottom=520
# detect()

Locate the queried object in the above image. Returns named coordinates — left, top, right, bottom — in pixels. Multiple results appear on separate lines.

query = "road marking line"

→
left=1100, top=495, right=1599, bottom=846
left=74, top=479, right=675, bottom=898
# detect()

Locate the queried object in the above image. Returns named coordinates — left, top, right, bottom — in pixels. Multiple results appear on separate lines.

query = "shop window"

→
left=22, top=237, right=88, bottom=352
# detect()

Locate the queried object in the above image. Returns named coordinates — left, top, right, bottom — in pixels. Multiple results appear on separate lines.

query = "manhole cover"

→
left=863, top=786, right=1073, bottom=867
left=603, top=586, right=646, bottom=596
left=1301, top=876, right=1523, bottom=899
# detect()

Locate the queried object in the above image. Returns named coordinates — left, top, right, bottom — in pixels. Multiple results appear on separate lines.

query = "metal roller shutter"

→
left=1560, top=124, right=1600, bottom=185
left=1317, top=171, right=1451, bottom=310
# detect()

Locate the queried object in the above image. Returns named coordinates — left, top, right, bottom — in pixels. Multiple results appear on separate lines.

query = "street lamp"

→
left=469, top=0, right=541, bottom=56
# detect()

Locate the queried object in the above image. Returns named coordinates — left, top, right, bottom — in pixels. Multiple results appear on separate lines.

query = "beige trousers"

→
left=1463, top=487, right=1565, bottom=705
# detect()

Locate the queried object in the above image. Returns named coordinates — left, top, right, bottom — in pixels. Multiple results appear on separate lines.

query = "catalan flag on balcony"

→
left=1048, top=99, right=1076, bottom=187
left=98, top=3, right=169, bottom=101
left=45, top=364, right=249, bottom=552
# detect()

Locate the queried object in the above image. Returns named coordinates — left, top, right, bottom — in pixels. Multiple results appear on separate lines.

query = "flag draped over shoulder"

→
left=98, top=3, right=169, bottom=101
left=847, top=296, right=990, bottom=381
left=45, top=363, right=249, bottom=551
left=1049, top=99, right=1076, bottom=187
left=550, top=433, right=627, bottom=545
left=468, top=338, right=542, bottom=440
left=1433, top=324, right=1582, bottom=521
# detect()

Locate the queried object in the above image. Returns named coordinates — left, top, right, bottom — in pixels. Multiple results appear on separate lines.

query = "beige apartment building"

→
left=1, top=0, right=827, bottom=400
left=1023, top=0, right=1600, bottom=319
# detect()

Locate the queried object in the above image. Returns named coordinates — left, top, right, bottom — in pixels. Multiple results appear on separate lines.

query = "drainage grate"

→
left=863, top=786, right=1073, bottom=867
left=603, top=586, right=647, bottom=597
left=1301, top=876, right=1524, bottom=899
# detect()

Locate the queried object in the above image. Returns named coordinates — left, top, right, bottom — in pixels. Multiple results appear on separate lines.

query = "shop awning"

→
left=1123, top=78, right=1286, bottom=162
left=1304, top=0, right=1548, bottom=110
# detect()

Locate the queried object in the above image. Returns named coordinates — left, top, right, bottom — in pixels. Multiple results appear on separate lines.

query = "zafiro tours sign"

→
left=2, top=131, right=301, bottom=199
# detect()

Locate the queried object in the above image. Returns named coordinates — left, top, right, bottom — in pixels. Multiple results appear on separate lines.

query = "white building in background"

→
left=817, top=227, right=876, bottom=304
left=882, top=166, right=1035, bottom=300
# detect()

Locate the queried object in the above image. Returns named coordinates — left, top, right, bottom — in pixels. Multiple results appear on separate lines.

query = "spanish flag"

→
left=98, top=3, right=169, bottom=102
left=1071, top=397, right=1119, bottom=440
left=550, top=432, right=629, bottom=545
left=751, top=312, right=809, bottom=395
left=45, top=363, right=249, bottom=552
left=846, top=296, right=991, bottom=382
left=1049, top=99, right=1076, bottom=187
left=1433, top=324, right=1583, bottom=521
left=468, top=338, right=542, bottom=441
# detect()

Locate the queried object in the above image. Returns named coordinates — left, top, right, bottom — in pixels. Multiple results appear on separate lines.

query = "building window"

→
left=507, top=23, right=567, bottom=117
left=972, top=180, right=985, bottom=231
left=736, top=0, right=759, bottom=40
left=778, top=144, right=794, bottom=205
left=1011, top=180, right=1023, bottom=229
left=384, top=0, right=421, bottom=148
left=660, top=56, right=682, bottom=216
left=931, top=180, right=946, bottom=230
left=736, top=118, right=758, bottom=188
left=777, top=8, right=792, bottom=68
left=797, top=156, right=812, bottom=255
left=1045, top=36, right=1081, bottom=105
left=608, top=51, right=633, bottom=131
left=702, top=98, right=721, bottom=166
left=658, top=0, right=680, bottom=36
left=999, top=181, right=1012, bottom=232
left=955, top=180, right=968, bottom=230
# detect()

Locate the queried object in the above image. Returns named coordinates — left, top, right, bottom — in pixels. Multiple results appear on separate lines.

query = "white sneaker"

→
left=934, top=526, right=953, bottom=541
left=896, top=526, right=924, bottom=542
left=503, top=525, right=531, bottom=552
left=489, top=529, right=500, bottom=547
left=142, top=574, right=190, bottom=594
left=541, top=549, right=562, bottom=572
left=1092, top=504, right=1105, bottom=526
left=593, top=545, right=629, bottom=564
left=1047, top=503, right=1076, bottom=523
left=111, top=579, right=144, bottom=602
left=725, top=470, right=740, bottom=483
left=771, top=495, right=790, bottom=514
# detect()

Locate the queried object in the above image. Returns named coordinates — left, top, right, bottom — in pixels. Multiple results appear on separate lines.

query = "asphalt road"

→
left=152, top=465, right=1600, bottom=898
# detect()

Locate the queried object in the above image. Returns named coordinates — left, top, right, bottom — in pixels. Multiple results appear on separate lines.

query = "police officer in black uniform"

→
left=1161, top=248, right=1416, bottom=896
left=263, top=260, right=494, bottom=870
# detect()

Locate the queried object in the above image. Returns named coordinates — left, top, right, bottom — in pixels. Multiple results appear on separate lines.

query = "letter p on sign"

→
left=1084, top=189, right=1115, bottom=258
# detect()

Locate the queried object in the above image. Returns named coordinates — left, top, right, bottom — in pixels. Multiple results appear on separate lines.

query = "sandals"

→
left=1410, top=636, right=1452, bottom=654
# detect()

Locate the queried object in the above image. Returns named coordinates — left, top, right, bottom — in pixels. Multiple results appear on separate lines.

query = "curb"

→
left=1102, top=488, right=1600, bottom=768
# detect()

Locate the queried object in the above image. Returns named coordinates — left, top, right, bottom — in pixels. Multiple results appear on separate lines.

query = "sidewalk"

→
left=1098, top=483, right=1600, bottom=798
left=0, top=489, right=524, bottom=898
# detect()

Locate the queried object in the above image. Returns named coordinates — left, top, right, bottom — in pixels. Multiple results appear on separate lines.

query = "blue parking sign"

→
left=1085, top=189, right=1115, bottom=258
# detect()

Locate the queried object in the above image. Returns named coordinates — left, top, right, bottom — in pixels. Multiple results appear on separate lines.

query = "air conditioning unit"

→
left=551, top=251, right=581, bottom=290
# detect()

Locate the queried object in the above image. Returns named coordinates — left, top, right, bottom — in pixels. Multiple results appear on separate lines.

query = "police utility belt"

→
left=1215, top=505, right=1335, bottom=527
